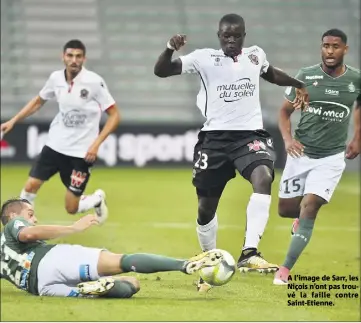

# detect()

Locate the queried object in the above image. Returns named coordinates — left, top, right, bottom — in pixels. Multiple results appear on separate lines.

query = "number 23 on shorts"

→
left=194, top=151, right=208, bottom=170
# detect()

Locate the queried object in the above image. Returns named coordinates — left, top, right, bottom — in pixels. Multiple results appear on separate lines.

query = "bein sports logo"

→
left=0, top=139, right=16, bottom=158
left=26, top=125, right=199, bottom=167
left=304, top=101, right=350, bottom=122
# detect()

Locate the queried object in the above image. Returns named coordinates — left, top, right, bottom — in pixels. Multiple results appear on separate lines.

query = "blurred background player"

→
left=0, top=198, right=222, bottom=298
left=154, top=13, right=309, bottom=291
left=0, top=40, right=121, bottom=222
left=274, top=29, right=360, bottom=285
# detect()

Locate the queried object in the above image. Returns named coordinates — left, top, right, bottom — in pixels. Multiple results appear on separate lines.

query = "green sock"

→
left=283, top=218, right=315, bottom=270
left=120, top=253, right=186, bottom=273
left=101, top=280, right=138, bottom=299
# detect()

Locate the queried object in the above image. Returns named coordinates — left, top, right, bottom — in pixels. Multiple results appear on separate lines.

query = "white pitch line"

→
left=48, top=221, right=360, bottom=232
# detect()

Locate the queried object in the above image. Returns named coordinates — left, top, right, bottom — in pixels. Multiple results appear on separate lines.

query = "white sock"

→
left=196, top=214, right=218, bottom=251
left=20, top=189, right=37, bottom=206
left=77, top=193, right=102, bottom=213
left=243, top=193, right=272, bottom=250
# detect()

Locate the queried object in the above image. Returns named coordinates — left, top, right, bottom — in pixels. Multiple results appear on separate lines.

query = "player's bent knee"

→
left=65, top=202, right=78, bottom=214
left=278, top=199, right=299, bottom=218
left=65, top=190, right=80, bottom=214
left=197, top=196, right=220, bottom=225
left=247, top=163, right=274, bottom=193
left=24, top=177, right=43, bottom=193
left=300, top=195, right=325, bottom=218
left=65, top=203, right=78, bottom=214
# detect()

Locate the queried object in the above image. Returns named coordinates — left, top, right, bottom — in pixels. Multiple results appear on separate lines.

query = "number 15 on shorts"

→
left=194, top=151, right=208, bottom=170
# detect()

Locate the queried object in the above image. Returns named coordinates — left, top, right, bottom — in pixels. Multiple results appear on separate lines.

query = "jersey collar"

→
left=221, top=49, right=243, bottom=62
left=319, top=63, right=348, bottom=79
left=64, top=67, right=86, bottom=83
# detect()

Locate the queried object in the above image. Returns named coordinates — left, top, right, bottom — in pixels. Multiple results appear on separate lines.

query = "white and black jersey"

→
left=39, top=67, right=115, bottom=158
left=179, top=46, right=269, bottom=131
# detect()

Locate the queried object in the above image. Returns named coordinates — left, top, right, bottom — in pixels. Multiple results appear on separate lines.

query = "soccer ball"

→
left=199, top=249, right=236, bottom=286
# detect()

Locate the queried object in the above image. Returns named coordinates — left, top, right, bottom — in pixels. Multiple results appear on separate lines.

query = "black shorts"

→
left=29, top=145, right=92, bottom=196
left=192, top=130, right=276, bottom=190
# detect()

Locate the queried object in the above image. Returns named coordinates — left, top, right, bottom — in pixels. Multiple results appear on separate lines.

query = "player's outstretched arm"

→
left=345, top=94, right=361, bottom=159
left=261, top=66, right=304, bottom=88
left=0, top=96, right=46, bottom=136
left=154, top=34, right=186, bottom=78
left=279, top=99, right=304, bottom=158
left=18, top=214, right=99, bottom=242
left=262, top=66, right=309, bottom=109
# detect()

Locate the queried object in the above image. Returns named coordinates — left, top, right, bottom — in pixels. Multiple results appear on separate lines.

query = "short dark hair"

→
left=0, top=198, right=31, bottom=225
left=322, top=29, right=347, bottom=44
left=219, top=14, right=245, bottom=29
left=63, top=39, right=86, bottom=55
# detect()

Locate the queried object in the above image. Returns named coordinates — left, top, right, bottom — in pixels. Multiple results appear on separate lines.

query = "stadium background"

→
left=1, top=0, right=360, bottom=322
left=1, top=0, right=360, bottom=170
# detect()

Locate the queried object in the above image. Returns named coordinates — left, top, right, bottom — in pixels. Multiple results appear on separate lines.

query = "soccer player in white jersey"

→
left=154, top=14, right=309, bottom=291
left=0, top=40, right=120, bottom=222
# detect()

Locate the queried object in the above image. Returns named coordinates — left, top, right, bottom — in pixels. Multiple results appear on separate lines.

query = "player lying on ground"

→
left=274, top=29, right=360, bottom=285
left=0, top=198, right=222, bottom=298
left=0, top=39, right=120, bottom=222
left=154, top=13, right=309, bottom=292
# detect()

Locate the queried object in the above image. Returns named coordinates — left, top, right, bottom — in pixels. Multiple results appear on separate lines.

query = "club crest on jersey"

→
left=248, top=54, right=259, bottom=65
left=214, top=57, right=222, bottom=66
left=247, top=140, right=265, bottom=151
left=80, top=89, right=89, bottom=99
left=348, top=82, right=355, bottom=93
left=14, top=220, right=25, bottom=229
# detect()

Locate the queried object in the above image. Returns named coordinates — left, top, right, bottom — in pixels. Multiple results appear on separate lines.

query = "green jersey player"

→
left=273, top=29, right=360, bottom=285
left=0, top=198, right=222, bottom=297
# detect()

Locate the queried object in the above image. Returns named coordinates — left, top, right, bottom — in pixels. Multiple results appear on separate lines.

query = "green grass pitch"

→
left=1, top=166, right=360, bottom=321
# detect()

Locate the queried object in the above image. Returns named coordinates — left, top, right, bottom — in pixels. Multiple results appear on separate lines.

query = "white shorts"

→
left=37, top=244, right=104, bottom=297
left=278, top=152, right=346, bottom=202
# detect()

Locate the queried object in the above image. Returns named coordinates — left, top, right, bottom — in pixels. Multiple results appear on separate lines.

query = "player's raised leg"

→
left=274, top=194, right=324, bottom=285
left=278, top=197, right=303, bottom=235
left=236, top=161, right=278, bottom=273
left=60, top=156, right=108, bottom=223
left=278, top=154, right=308, bottom=235
left=274, top=154, right=346, bottom=285
left=64, top=189, right=107, bottom=222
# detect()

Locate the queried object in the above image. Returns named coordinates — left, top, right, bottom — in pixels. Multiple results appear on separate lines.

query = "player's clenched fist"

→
left=0, top=120, right=15, bottom=137
left=167, top=34, right=187, bottom=51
